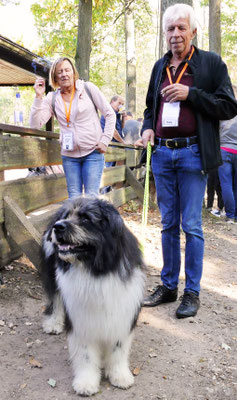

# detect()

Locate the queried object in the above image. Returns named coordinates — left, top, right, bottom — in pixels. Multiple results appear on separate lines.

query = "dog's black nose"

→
left=53, top=221, right=67, bottom=232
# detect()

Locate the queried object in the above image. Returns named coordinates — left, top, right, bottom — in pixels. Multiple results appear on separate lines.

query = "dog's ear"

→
left=100, top=204, right=124, bottom=237
left=109, top=212, right=124, bottom=236
left=46, top=229, right=52, bottom=242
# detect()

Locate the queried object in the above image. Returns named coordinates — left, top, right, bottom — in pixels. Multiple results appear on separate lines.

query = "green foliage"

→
left=30, top=0, right=156, bottom=115
left=221, top=0, right=237, bottom=83
left=31, top=0, right=77, bottom=58
left=0, top=0, right=19, bottom=5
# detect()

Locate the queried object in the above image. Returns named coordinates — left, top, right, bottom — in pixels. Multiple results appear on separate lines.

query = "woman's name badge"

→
left=162, top=102, right=180, bottom=127
left=62, top=129, right=74, bottom=151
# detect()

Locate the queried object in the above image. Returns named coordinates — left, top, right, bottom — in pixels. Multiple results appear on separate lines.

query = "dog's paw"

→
left=108, top=367, right=134, bottom=389
left=42, top=317, right=64, bottom=335
left=72, top=377, right=99, bottom=396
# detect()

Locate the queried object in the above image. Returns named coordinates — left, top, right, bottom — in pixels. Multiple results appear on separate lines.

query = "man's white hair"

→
left=163, top=3, right=197, bottom=33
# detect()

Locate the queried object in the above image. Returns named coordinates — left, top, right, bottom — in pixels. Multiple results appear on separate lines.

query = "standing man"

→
left=100, top=95, right=126, bottom=193
left=142, top=3, right=237, bottom=318
left=101, top=95, right=126, bottom=144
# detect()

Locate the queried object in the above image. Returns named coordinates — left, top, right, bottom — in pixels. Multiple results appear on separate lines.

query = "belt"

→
left=155, top=136, right=198, bottom=149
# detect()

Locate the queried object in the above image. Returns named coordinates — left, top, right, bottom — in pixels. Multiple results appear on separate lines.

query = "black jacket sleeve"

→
left=187, top=53, right=237, bottom=120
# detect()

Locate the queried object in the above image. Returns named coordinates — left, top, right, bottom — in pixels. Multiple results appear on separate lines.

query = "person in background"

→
left=100, top=95, right=126, bottom=144
left=125, top=111, right=134, bottom=120
left=100, top=95, right=126, bottom=193
left=218, top=85, right=237, bottom=224
left=206, top=170, right=224, bottom=217
left=137, top=117, right=143, bottom=125
left=141, top=3, right=237, bottom=318
left=30, top=57, right=115, bottom=198
left=123, top=112, right=141, bottom=145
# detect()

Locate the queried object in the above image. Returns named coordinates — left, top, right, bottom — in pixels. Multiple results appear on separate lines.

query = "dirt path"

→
left=0, top=201, right=236, bottom=400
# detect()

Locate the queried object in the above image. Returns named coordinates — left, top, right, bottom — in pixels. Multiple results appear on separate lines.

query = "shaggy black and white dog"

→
left=41, top=196, right=145, bottom=396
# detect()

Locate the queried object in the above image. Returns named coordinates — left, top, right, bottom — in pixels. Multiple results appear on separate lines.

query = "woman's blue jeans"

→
left=151, top=143, right=207, bottom=295
left=62, top=150, right=104, bottom=198
left=218, top=149, right=237, bottom=220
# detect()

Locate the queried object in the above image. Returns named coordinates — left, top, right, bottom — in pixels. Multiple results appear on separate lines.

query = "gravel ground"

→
left=0, top=200, right=236, bottom=400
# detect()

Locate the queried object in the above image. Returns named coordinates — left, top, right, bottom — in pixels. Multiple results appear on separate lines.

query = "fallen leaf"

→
left=35, top=339, right=44, bottom=345
left=221, top=343, right=231, bottom=351
left=20, top=383, right=27, bottom=389
left=5, top=265, right=14, bottom=271
left=27, top=289, right=41, bottom=300
left=149, top=352, right=157, bottom=358
left=133, top=367, right=140, bottom=376
left=29, top=357, right=42, bottom=368
left=48, top=378, right=57, bottom=387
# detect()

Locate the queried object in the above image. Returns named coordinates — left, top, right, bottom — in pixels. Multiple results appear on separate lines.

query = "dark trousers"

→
left=207, top=170, right=224, bottom=210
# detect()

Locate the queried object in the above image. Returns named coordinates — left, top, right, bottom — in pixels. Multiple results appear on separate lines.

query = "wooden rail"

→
left=0, top=124, right=156, bottom=269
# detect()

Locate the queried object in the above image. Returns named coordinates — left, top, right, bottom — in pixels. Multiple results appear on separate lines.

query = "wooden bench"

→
left=0, top=124, right=156, bottom=269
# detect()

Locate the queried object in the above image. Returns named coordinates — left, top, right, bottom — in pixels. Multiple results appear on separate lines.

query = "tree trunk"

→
left=159, top=0, right=196, bottom=58
left=209, top=0, right=221, bottom=55
left=125, top=0, right=136, bottom=115
left=75, top=0, right=92, bottom=81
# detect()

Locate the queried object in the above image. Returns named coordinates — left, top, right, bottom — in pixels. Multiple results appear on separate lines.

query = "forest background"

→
left=0, top=0, right=236, bottom=126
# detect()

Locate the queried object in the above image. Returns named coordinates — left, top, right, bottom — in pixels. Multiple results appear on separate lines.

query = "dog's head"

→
left=43, top=196, right=144, bottom=277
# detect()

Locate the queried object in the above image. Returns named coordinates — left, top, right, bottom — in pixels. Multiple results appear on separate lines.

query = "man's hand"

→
left=34, top=78, right=46, bottom=99
left=95, top=142, right=107, bottom=153
left=141, top=129, right=155, bottom=148
left=134, top=138, right=143, bottom=147
left=113, top=129, right=125, bottom=143
left=161, top=83, right=189, bottom=103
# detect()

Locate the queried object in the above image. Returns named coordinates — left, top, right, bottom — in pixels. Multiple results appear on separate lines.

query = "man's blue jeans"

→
left=151, top=143, right=207, bottom=295
left=62, top=150, right=104, bottom=198
left=218, top=149, right=237, bottom=220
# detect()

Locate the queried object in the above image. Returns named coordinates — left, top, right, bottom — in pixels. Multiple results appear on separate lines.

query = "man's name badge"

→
left=62, top=129, right=74, bottom=151
left=162, top=102, right=180, bottom=127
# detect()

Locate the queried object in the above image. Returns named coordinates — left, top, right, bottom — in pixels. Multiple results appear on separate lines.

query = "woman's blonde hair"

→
left=49, top=57, right=79, bottom=89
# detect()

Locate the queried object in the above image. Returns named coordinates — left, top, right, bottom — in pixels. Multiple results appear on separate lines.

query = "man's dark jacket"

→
left=142, top=46, right=237, bottom=173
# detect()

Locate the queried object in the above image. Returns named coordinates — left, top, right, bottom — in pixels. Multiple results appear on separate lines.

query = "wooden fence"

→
left=0, top=124, right=156, bottom=269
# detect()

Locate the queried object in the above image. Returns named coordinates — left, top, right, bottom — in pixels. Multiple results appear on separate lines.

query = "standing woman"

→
left=30, top=57, right=116, bottom=197
left=218, top=86, right=237, bottom=223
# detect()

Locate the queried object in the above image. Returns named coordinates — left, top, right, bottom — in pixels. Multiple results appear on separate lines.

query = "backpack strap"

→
left=84, top=82, right=98, bottom=114
left=51, top=91, right=57, bottom=119
left=52, top=83, right=98, bottom=117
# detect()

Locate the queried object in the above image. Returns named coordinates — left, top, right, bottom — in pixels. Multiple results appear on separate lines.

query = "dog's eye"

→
left=78, top=214, right=90, bottom=223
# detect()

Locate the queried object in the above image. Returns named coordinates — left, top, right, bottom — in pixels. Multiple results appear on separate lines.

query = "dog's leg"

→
left=42, top=293, right=65, bottom=334
left=105, top=333, right=134, bottom=389
left=68, top=334, right=101, bottom=396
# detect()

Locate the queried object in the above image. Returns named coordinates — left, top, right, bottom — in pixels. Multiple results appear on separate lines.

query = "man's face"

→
left=111, top=97, right=124, bottom=112
left=165, top=17, right=196, bottom=58
left=55, top=60, right=74, bottom=89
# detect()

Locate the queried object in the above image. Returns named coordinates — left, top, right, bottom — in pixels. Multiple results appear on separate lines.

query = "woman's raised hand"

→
left=34, top=78, right=46, bottom=99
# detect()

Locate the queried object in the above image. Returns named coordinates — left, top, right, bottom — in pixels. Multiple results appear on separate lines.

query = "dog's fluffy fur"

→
left=41, top=196, right=145, bottom=396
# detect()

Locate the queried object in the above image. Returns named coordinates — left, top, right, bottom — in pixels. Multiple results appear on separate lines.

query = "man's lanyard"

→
left=62, top=86, right=75, bottom=127
left=166, top=46, right=195, bottom=85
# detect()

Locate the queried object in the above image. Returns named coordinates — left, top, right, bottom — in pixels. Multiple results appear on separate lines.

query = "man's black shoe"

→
left=176, top=292, right=200, bottom=319
left=142, top=285, right=178, bottom=307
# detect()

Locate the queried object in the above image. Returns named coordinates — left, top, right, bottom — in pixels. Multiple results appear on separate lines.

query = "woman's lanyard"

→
left=62, top=86, right=75, bottom=127
left=166, top=46, right=195, bottom=85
